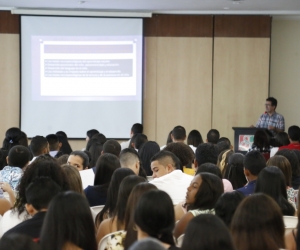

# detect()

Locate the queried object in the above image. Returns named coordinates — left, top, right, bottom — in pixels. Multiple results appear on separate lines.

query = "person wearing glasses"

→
left=251, top=97, right=285, bottom=136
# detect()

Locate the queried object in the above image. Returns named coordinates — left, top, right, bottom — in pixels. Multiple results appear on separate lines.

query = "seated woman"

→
left=255, top=166, right=295, bottom=216
left=61, top=164, right=84, bottom=195
left=96, top=175, right=145, bottom=243
left=270, top=131, right=290, bottom=157
left=231, top=193, right=285, bottom=250
left=173, top=172, right=224, bottom=238
left=181, top=214, right=235, bottom=250
left=84, top=153, right=120, bottom=206
left=40, top=191, right=97, bottom=250
left=134, top=190, right=180, bottom=250
left=249, top=129, right=271, bottom=160
left=267, top=155, right=296, bottom=206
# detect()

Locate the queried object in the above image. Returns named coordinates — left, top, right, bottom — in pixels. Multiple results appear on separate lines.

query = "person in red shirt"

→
left=279, top=125, right=300, bottom=151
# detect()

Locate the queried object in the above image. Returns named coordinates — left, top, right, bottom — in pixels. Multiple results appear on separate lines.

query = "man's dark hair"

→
left=8, top=145, right=31, bottom=168
left=134, top=134, right=148, bottom=150
left=207, top=129, right=220, bottom=144
left=30, top=136, right=48, bottom=157
left=163, top=142, right=194, bottom=168
left=244, top=151, right=266, bottom=176
left=46, top=134, right=59, bottom=151
left=171, top=126, right=186, bottom=141
left=131, top=123, right=143, bottom=135
left=70, top=151, right=89, bottom=169
left=217, top=141, right=231, bottom=154
left=103, top=140, right=121, bottom=157
left=25, top=177, right=61, bottom=210
left=195, top=143, right=218, bottom=166
left=288, top=125, right=300, bottom=141
left=196, top=163, right=222, bottom=179
left=150, top=151, right=181, bottom=170
left=266, top=97, right=277, bottom=108
left=86, top=129, right=99, bottom=140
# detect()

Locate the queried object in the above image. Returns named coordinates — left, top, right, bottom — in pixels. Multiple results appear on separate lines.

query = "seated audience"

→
left=61, top=164, right=84, bottom=195
left=276, top=149, right=300, bottom=189
left=55, top=131, right=72, bottom=155
left=236, top=151, right=266, bottom=196
left=134, top=190, right=180, bottom=250
left=88, top=141, right=103, bottom=169
left=0, top=234, right=40, bottom=250
left=131, top=133, right=148, bottom=150
left=122, top=183, right=158, bottom=249
left=138, top=141, right=160, bottom=176
left=0, top=145, right=30, bottom=190
left=214, top=191, right=245, bottom=227
left=95, top=168, right=135, bottom=229
left=279, top=125, right=300, bottom=151
left=231, top=193, right=285, bottom=250
left=217, top=149, right=233, bottom=176
left=102, top=140, right=121, bottom=157
left=56, top=154, right=69, bottom=166
left=84, top=153, right=120, bottom=206
left=129, top=238, right=165, bottom=250
left=249, top=129, right=271, bottom=160
left=1, top=128, right=23, bottom=153
left=160, top=126, right=186, bottom=150
left=218, top=137, right=232, bottom=150
left=149, top=151, right=193, bottom=204
left=181, top=214, right=235, bottom=250
left=194, top=143, right=218, bottom=171
left=206, top=129, right=220, bottom=144
left=163, top=142, right=195, bottom=173
left=46, top=134, right=63, bottom=158
left=29, top=136, right=49, bottom=163
left=86, top=129, right=99, bottom=142
left=267, top=155, right=296, bottom=206
left=223, top=153, right=247, bottom=189
left=121, top=123, right=143, bottom=150
left=174, top=172, right=223, bottom=238
left=86, top=133, right=106, bottom=151
left=0, top=156, right=69, bottom=236
left=120, top=148, right=147, bottom=178
left=3, top=177, right=61, bottom=240
left=187, top=130, right=203, bottom=153
left=271, top=131, right=290, bottom=157
left=96, top=175, right=145, bottom=243
left=67, top=151, right=89, bottom=171
left=255, top=166, right=295, bottom=215
left=40, top=191, right=97, bottom=250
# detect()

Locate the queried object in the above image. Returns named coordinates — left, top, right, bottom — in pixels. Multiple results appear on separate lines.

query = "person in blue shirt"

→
left=236, top=151, right=266, bottom=196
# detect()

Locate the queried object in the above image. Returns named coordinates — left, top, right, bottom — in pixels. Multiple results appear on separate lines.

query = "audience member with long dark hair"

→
left=96, top=175, right=145, bottom=243
left=124, top=183, right=158, bottom=250
left=224, top=153, right=247, bottom=189
left=84, top=153, right=120, bottom=206
left=215, top=191, right=245, bottom=227
left=40, top=191, right=97, bottom=250
left=95, top=168, right=135, bottom=229
left=271, top=131, right=290, bottom=156
left=134, top=190, right=180, bottom=250
left=231, top=193, right=285, bottom=250
left=138, top=141, right=160, bottom=176
left=174, top=172, right=223, bottom=238
left=61, top=164, right=84, bottom=195
left=187, top=130, right=203, bottom=152
left=56, top=131, right=72, bottom=155
left=276, top=149, right=300, bottom=189
left=255, top=166, right=295, bottom=215
left=181, top=214, right=236, bottom=250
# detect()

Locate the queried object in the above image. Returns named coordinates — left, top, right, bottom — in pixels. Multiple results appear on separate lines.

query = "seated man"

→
left=236, top=151, right=266, bottom=196
left=67, top=151, right=89, bottom=171
left=29, top=136, right=49, bottom=163
left=194, top=143, right=219, bottom=171
left=119, top=148, right=147, bottom=178
left=102, top=140, right=121, bottom=157
left=160, top=125, right=186, bottom=150
left=206, top=129, right=220, bottom=144
left=120, top=123, right=143, bottom=150
left=149, top=151, right=193, bottom=205
left=3, top=177, right=61, bottom=241
left=279, top=125, right=300, bottom=151
left=46, top=134, right=64, bottom=158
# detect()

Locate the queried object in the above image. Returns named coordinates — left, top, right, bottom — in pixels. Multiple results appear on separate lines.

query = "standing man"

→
left=252, top=97, right=285, bottom=136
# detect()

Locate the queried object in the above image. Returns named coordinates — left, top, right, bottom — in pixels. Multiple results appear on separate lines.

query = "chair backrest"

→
left=98, top=230, right=126, bottom=250
left=285, top=227, right=296, bottom=235
left=91, top=205, right=104, bottom=215
left=147, top=176, right=153, bottom=181
left=283, top=216, right=298, bottom=228
left=177, top=234, right=184, bottom=247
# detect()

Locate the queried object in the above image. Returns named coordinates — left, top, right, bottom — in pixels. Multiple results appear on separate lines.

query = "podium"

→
left=232, top=127, right=273, bottom=154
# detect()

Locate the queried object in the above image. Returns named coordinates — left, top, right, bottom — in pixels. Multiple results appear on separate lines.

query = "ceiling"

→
left=1, top=0, right=300, bottom=16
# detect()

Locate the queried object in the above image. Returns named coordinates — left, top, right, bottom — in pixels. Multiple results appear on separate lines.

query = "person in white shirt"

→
left=46, top=134, right=63, bottom=158
left=29, top=136, right=50, bottom=164
left=160, top=125, right=186, bottom=150
left=149, top=151, right=193, bottom=205
left=120, top=123, right=143, bottom=150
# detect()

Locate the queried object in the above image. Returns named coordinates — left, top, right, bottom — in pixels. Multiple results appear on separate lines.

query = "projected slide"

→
left=33, top=37, right=140, bottom=101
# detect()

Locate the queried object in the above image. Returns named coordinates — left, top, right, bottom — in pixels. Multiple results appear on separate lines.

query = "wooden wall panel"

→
left=214, top=15, right=272, bottom=38
left=143, top=37, right=157, bottom=141
left=0, top=11, right=20, bottom=34
left=156, top=37, right=213, bottom=146
left=144, top=14, right=213, bottom=37
left=212, top=38, right=270, bottom=144
left=0, top=34, right=20, bottom=137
